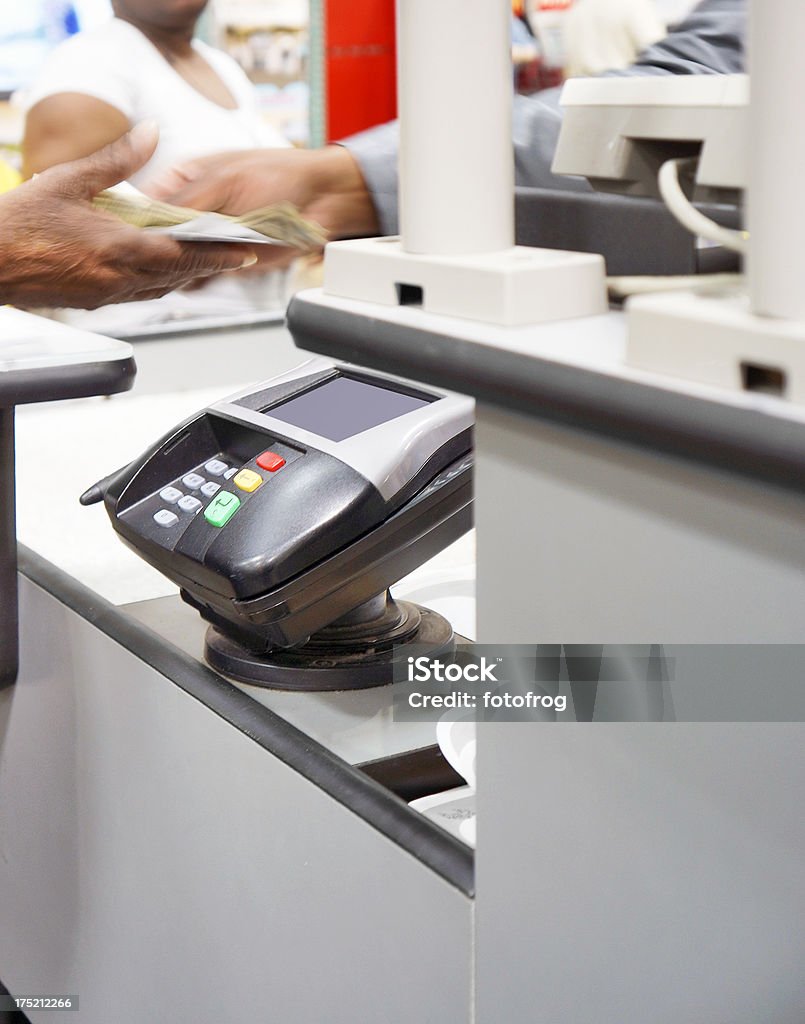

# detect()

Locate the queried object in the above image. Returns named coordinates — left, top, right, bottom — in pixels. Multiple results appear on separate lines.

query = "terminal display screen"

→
left=266, top=375, right=434, bottom=442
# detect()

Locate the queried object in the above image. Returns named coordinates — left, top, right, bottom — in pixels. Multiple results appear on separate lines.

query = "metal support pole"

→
left=0, top=406, right=17, bottom=687
left=748, top=0, right=805, bottom=320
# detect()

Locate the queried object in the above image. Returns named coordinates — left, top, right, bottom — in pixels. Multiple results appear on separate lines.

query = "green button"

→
left=204, top=491, right=241, bottom=527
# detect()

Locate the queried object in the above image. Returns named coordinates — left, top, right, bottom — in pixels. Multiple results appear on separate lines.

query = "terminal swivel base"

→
left=204, top=592, right=455, bottom=691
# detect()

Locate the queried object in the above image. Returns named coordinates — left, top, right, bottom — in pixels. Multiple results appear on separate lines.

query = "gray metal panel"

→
left=474, top=404, right=805, bottom=643
left=473, top=404, right=805, bottom=1020
left=0, top=575, right=472, bottom=1024
left=476, top=724, right=805, bottom=1024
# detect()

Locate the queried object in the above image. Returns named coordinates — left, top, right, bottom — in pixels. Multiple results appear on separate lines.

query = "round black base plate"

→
left=204, top=601, right=455, bottom=691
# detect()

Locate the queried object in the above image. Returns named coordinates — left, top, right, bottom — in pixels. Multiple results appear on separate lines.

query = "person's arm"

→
left=149, top=0, right=745, bottom=237
left=0, top=123, right=256, bottom=309
left=21, top=29, right=137, bottom=178
left=23, top=93, right=131, bottom=178
left=344, top=0, right=746, bottom=227
left=146, top=145, right=380, bottom=270
left=626, top=0, right=745, bottom=76
left=507, top=0, right=745, bottom=194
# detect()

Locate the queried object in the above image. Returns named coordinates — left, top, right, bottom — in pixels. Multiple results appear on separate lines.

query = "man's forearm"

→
left=339, top=122, right=401, bottom=235
left=342, top=0, right=746, bottom=228
left=628, top=0, right=745, bottom=77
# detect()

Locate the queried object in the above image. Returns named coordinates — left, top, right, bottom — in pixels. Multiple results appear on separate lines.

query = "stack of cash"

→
left=93, top=187, right=327, bottom=249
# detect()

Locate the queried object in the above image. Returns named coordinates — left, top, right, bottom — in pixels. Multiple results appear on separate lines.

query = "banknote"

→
left=93, top=182, right=327, bottom=249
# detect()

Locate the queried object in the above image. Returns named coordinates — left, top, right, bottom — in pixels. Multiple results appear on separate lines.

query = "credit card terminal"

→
left=87, top=358, right=473, bottom=689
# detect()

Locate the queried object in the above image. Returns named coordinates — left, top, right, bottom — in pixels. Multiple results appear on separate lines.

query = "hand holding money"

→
left=146, top=146, right=380, bottom=246
left=0, top=122, right=258, bottom=309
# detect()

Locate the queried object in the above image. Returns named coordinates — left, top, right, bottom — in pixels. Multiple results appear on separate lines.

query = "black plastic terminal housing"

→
left=99, top=369, right=473, bottom=655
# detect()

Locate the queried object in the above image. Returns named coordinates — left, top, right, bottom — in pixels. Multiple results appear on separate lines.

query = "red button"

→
left=256, top=451, right=286, bottom=472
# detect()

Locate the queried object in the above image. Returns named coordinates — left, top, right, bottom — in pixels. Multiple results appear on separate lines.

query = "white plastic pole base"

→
left=323, top=238, right=607, bottom=328
left=627, top=288, right=805, bottom=403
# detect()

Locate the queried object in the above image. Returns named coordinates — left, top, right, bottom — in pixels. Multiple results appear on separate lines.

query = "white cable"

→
left=606, top=271, right=743, bottom=300
left=658, top=157, right=748, bottom=254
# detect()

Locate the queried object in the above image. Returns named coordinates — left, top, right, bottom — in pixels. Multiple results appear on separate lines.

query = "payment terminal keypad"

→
left=124, top=444, right=298, bottom=550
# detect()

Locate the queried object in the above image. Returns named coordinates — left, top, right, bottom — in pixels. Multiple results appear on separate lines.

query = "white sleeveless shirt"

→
left=24, top=17, right=289, bottom=187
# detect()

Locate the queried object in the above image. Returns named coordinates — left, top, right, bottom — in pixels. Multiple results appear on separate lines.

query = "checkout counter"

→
left=5, top=283, right=803, bottom=1024
left=1, top=322, right=474, bottom=1024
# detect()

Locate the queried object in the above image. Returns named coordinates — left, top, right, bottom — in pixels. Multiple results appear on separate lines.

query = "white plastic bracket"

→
left=323, top=238, right=608, bottom=328
left=627, top=288, right=805, bottom=403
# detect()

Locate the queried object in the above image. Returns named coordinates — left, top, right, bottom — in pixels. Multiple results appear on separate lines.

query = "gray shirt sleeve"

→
left=341, top=0, right=746, bottom=235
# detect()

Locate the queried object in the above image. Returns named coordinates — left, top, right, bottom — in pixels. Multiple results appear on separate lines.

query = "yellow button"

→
left=233, top=469, right=263, bottom=493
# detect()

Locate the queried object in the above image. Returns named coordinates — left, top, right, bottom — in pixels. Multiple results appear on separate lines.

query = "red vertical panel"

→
left=324, top=0, right=397, bottom=141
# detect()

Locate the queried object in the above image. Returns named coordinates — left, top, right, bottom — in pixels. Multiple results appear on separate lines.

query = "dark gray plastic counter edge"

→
left=17, top=545, right=475, bottom=898
left=0, top=357, right=137, bottom=406
left=1, top=355, right=137, bottom=687
left=287, top=296, right=805, bottom=496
